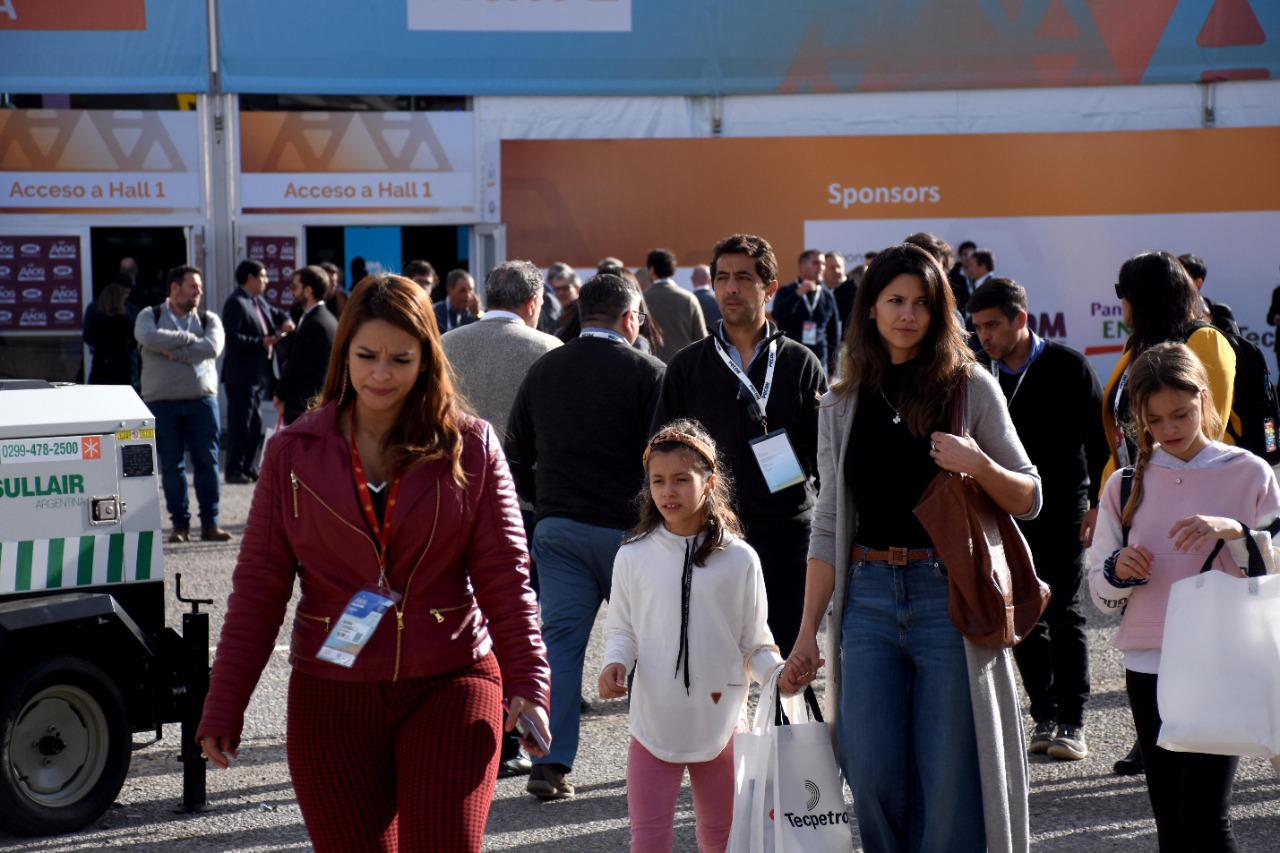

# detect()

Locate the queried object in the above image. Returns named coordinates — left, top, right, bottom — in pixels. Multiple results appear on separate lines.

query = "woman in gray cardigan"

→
left=784, top=244, right=1040, bottom=853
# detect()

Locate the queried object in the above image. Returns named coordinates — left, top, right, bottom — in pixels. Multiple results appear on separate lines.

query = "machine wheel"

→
left=0, top=656, right=131, bottom=836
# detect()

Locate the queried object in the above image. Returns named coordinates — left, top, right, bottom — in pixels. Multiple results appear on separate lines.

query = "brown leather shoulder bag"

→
left=912, top=373, right=1050, bottom=647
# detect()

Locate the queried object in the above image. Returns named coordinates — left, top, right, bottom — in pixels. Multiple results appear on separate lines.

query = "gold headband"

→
left=643, top=430, right=717, bottom=472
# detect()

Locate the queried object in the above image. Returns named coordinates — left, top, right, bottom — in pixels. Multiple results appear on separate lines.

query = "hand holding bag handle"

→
left=912, top=371, right=1050, bottom=647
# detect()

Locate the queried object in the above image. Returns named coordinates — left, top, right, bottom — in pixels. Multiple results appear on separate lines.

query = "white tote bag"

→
left=727, top=665, right=852, bottom=853
left=1157, top=565, right=1280, bottom=757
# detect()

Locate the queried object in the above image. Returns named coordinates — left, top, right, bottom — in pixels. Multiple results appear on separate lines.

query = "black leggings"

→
left=1126, top=670, right=1239, bottom=853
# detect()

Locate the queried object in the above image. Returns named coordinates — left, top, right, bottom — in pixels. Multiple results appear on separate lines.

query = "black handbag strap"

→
left=1119, top=467, right=1135, bottom=548
left=1199, top=526, right=1270, bottom=577
left=774, top=684, right=824, bottom=726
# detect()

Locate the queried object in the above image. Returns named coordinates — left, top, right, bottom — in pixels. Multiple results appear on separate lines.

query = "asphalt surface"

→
left=2, top=475, right=1278, bottom=852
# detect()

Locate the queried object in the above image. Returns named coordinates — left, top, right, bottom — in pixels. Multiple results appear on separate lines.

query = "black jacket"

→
left=653, top=326, right=827, bottom=522
left=276, top=303, right=337, bottom=423
left=506, top=335, right=665, bottom=529
left=221, top=286, right=290, bottom=387
left=979, top=340, right=1109, bottom=525
left=772, top=281, right=841, bottom=374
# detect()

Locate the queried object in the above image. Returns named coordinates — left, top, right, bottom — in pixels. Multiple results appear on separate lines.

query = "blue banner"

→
left=215, top=0, right=1278, bottom=96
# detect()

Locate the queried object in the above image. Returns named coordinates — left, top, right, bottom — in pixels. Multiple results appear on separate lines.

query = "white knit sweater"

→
left=603, top=526, right=783, bottom=763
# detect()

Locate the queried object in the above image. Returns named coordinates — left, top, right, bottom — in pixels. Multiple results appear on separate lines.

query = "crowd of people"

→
left=78, top=231, right=1276, bottom=852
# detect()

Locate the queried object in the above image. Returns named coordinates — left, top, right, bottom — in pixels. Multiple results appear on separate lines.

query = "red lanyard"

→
left=349, top=410, right=402, bottom=578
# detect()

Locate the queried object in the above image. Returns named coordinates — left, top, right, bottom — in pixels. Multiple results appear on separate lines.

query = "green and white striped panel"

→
left=0, top=531, right=162, bottom=594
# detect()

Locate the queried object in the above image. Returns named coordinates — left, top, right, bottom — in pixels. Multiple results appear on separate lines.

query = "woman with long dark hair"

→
left=1101, top=250, right=1235, bottom=488
left=784, top=244, right=1041, bottom=852
left=1100, top=251, right=1236, bottom=777
left=84, top=275, right=139, bottom=386
left=197, top=274, right=550, bottom=852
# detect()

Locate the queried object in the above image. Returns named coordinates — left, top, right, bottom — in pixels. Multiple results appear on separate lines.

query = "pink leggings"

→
left=627, top=735, right=736, bottom=853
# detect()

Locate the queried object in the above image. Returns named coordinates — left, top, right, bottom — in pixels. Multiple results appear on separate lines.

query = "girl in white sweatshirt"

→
left=1087, top=343, right=1280, bottom=852
left=599, top=419, right=782, bottom=853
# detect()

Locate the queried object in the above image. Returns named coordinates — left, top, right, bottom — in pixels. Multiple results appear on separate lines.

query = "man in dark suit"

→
left=433, top=269, right=481, bottom=332
left=771, top=248, right=841, bottom=374
left=275, top=265, right=337, bottom=424
left=691, top=263, right=722, bottom=327
left=221, top=259, right=293, bottom=483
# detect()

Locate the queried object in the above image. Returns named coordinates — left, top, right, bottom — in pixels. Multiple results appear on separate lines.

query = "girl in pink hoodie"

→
left=1088, top=342, right=1280, bottom=852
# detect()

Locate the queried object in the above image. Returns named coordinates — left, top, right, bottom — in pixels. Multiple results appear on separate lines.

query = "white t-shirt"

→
left=603, top=526, right=782, bottom=763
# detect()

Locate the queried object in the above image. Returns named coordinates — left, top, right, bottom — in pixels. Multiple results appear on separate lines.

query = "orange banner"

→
left=0, top=0, right=145, bottom=30
left=502, top=128, right=1280, bottom=269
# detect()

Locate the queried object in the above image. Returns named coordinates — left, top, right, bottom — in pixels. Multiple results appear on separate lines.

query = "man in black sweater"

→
left=970, top=278, right=1109, bottom=763
left=506, top=273, right=664, bottom=801
left=653, top=234, right=827, bottom=655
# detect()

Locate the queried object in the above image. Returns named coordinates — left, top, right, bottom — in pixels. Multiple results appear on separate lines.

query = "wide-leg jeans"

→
left=838, top=555, right=986, bottom=853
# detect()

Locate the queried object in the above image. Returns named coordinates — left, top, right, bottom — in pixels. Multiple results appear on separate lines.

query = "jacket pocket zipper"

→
left=297, top=611, right=331, bottom=633
left=290, top=470, right=299, bottom=518
left=428, top=602, right=469, bottom=623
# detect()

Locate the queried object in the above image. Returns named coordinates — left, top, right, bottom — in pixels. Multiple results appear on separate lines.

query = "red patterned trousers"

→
left=286, top=654, right=504, bottom=852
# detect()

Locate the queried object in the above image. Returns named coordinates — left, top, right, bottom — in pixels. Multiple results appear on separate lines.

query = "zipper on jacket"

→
left=393, top=484, right=442, bottom=681
left=428, top=603, right=469, bottom=623
left=297, top=611, right=331, bottom=633
left=292, top=472, right=380, bottom=565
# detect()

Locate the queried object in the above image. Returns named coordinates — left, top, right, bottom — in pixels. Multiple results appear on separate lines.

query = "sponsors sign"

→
left=503, top=127, right=1280, bottom=377
left=407, top=0, right=631, bottom=32
left=238, top=112, right=475, bottom=216
left=0, top=235, right=83, bottom=333
left=246, top=236, right=299, bottom=311
left=0, top=111, right=201, bottom=213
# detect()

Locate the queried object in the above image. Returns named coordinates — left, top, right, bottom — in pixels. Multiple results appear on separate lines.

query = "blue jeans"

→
left=838, top=555, right=985, bottom=853
left=151, top=396, right=222, bottom=529
left=531, top=516, right=625, bottom=771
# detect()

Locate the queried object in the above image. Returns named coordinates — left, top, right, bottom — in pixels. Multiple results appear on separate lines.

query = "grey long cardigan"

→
left=808, top=366, right=1040, bottom=853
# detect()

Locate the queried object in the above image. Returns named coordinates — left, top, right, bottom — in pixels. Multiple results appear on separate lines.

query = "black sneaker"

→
left=498, top=755, right=532, bottom=779
left=527, top=763, right=574, bottom=800
left=1028, top=720, right=1056, bottom=755
left=1048, top=725, right=1088, bottom=761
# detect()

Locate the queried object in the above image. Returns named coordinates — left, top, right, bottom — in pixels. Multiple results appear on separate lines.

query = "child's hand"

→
left=599, top=663, right=628, bottom=699
left=1169, top=515, right=1245, bottom=553
left=1115, top=544, right=1155, bottom=581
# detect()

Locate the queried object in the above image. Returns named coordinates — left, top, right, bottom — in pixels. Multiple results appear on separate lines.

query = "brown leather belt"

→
left=853, top=545, right=934, bottom=566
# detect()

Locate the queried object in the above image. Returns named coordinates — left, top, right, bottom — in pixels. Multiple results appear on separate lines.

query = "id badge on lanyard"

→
left=318, top=410, right=404, bottom=668
left=317, top=584, right=403, bottom=668
left=801, top=321, right=818, bottom=346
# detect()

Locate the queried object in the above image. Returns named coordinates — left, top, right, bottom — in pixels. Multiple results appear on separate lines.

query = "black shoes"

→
left=1114, top=740, right=1144, bottom=775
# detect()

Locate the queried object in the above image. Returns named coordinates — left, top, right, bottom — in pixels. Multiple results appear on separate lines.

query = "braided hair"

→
left=1121, top=342, right=1223, bottom=526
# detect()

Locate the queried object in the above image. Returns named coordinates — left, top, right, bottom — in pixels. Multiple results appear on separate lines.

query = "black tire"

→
left=0, top=655, right=131, bottom=837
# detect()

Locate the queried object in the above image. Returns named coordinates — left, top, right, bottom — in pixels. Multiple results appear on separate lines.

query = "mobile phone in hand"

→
left=505, top=702, right=550, bottom=754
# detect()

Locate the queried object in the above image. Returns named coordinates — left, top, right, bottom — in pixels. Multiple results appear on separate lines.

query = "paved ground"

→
left=3, top=477, right=1278, bottom=851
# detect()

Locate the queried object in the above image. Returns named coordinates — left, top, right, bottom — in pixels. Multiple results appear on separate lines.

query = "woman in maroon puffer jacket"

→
left=198, top=274, right=550, bottom=853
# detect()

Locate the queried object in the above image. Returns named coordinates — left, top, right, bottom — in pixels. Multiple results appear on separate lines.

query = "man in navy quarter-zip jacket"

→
left=970, top=277, right=1109, bottom=763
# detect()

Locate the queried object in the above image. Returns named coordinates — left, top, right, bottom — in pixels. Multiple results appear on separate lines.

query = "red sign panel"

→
left=0, top=0, right=146, bottom=31
left=0, top=235, right=83, bottom=333
left=246, top=236, right=298, bottom=312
